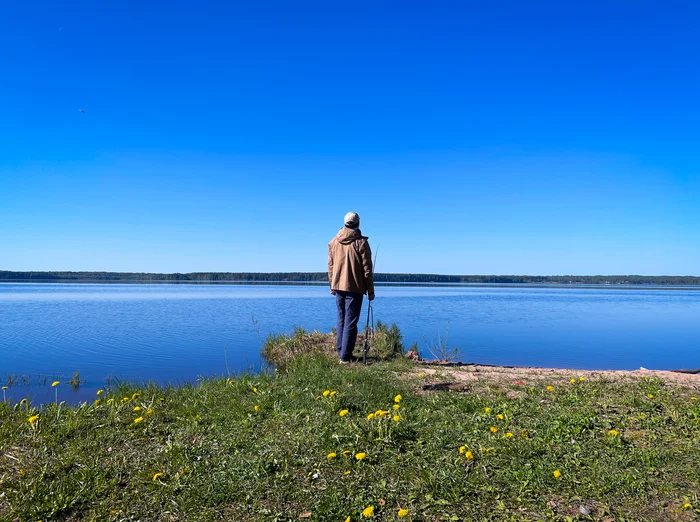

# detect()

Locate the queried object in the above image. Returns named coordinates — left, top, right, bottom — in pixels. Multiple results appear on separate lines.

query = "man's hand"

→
left=330, top=289, right=336, bottom=295
left=368, top=292, right=375, bottom=301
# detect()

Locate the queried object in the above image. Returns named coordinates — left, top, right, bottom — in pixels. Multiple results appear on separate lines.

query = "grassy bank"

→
left=1, top=337, right=699, bottom=521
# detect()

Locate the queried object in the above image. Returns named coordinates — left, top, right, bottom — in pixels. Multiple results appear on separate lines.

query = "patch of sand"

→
left=411, top=363, right=700, bottom=388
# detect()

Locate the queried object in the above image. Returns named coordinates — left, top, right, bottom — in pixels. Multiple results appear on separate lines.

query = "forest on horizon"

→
left=1, top=271, right=698, bottom=285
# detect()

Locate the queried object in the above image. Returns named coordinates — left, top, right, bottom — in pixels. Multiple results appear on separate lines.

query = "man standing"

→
left=328, top=211, right=375, bottom=363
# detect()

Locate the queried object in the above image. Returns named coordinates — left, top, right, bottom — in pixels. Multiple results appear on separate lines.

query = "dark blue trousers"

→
left=335, top=290, right=364, bottom=361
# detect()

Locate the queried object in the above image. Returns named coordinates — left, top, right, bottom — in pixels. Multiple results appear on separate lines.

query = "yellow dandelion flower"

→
left=375, top=410, right=383, bottom=417
left=131, top=393, right=140, bottom=400
left=570, top=378, right=576, bottom=384
left=459, top=445, right=466, bottom=454
left=146, top=408, right=153, bottom=415
left=579, top=376, right=584, bottom=381
left=361, top=506, right=374, bottom=518
left=394, top=394, right=402, bottom=403
left=51, top=381, right=60, bottom=387
left=330, top=390, right=337, bottom=397
left=134, top=416, right=144, bottom=424
left=19, top=469, right=24, bottom=474
left=505, top=432, right=513, bottom=438
left=121, top=397, right=129, bottom=403
left=417, top=372, right=424, bottom=377
left=367, top=413, right=375, bottom=420
left=153, top=472, right=163, bottom=481
left=96, top=389, right=104, bottom=395
left=133, top=406, right=142, bottom=412
left=323, top=390, right=330, bottom=397
left=521, top=429, right=528, bottom=437
left=483, top=447, right=492, bottom=453
left=355, top=452, right=366, bottom=461
left=94, top=399, right=101, bottom=405
left=546, top=385, right=554, bottom=391
left=254, top=405, right=260, bottom=411
left=28, top=415, right=39, bottom=424
left=327, top=452, right=337, bottom=459
left=315, top=395, right=321, bottom=400
left=339, top=409, right=349, bottom=417
left=345, top=517, right=351, bottom=522
left=484, top=407, right=491, bottom=413
left=107, top=398, right=114, bottom=404
left=253, top=387, right=257, bottom=393
left=691, top=396, right=698, bottom=401
left=489, top=426, right=498, bottom=433
left=608, top=429, right=619, bottom=436
left=553, top=470, right=562, bottom=478
left=343, top=450, right=351, bottom=455
left=683, top=502, right=692, bottom=509
left=398, top=509, right=409, bottom=517
left=393, top=404, right=400, bottom=410
left=392, top=415, right=400, bottom=422
left=344, top=470, right=351, bottom=475
left=465, top=451, right=474, bottom=460
left=496, top=414, right=504, bottom=420
left=647, top=394, right=654, bottom=399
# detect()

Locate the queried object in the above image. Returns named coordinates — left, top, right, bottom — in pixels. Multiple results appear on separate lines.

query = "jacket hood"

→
left=335, top=227, right=366, bottom=245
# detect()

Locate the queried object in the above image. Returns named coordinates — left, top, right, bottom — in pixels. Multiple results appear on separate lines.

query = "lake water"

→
left=1, top=283, right=699, bottom=403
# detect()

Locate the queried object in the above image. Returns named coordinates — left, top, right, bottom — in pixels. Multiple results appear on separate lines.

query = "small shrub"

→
left=423, top=323, right=460, bottom=362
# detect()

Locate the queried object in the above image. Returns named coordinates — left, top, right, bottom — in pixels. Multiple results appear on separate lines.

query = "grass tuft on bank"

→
left=1, top=331, right=700, bottom=521
left=261, top=321, right=404, bottom=370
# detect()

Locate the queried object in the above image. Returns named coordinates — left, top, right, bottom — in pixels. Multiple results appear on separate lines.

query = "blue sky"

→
left=1, top=1, right=698, bottom=275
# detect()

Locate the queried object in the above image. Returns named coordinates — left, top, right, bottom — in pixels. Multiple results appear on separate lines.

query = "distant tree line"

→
left=1, top=271, right=698, bottom=285
left=374, top=274, right=700, bottom=285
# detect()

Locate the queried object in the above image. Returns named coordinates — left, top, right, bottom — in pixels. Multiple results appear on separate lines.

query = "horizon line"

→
left=1, top=270, right=698, bottom=278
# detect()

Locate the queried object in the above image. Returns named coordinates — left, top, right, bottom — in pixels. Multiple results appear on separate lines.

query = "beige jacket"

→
left=328, top=227, right=375, bottom=295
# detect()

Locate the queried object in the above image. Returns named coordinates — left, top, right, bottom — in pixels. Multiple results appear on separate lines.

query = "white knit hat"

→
left=344, top=211, right=360, bottom=228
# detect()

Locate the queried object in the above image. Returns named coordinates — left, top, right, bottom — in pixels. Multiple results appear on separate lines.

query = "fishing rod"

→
left=363, top=246, right=379, bottom=365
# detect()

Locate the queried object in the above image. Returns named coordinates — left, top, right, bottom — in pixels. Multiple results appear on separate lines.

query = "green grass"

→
left=1, top=352, right=699, bottom=521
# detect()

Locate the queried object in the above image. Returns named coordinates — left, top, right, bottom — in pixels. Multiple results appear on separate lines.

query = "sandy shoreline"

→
left=413, top=362, right=700, bottom=388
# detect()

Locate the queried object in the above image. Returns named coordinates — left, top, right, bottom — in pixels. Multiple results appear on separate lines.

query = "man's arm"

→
left=358, top=239, right=375, bottom=299
left=328, top=242, right=336, bottom=295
